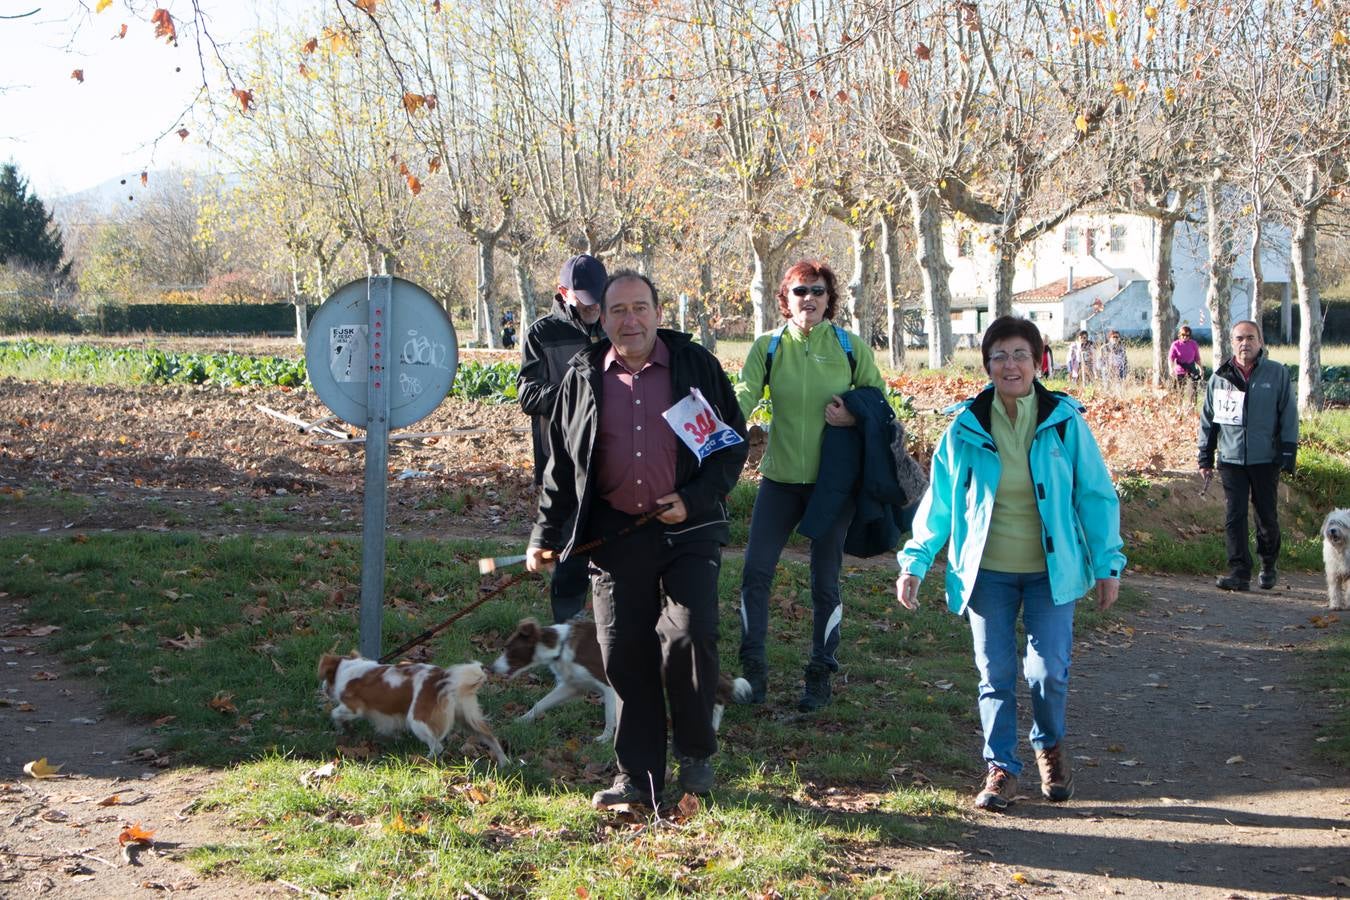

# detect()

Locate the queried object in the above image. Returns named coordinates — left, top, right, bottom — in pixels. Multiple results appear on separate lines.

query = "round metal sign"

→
left=305, top=277, right=458, bottom=429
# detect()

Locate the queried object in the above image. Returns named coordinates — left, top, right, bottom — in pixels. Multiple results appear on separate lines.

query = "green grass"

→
left=1, top=531, right=986, bottom=896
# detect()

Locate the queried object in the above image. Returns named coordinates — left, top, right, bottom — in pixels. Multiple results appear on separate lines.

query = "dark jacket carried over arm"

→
left=799, top=386, right=917, bottom=558
left=518, top=301, right=603, bottom=485
left=530, top=329, right=749, bottom=557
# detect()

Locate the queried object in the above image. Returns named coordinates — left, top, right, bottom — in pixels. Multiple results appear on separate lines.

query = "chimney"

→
left=1066, top=266, right=1074, bottom=293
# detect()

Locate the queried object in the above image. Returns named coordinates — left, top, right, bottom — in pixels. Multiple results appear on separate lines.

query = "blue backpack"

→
left=763, top=322, right=856, bottom=387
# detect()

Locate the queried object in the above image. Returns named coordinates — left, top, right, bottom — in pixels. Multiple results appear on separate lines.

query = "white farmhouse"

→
left=944, top=211, right=1291, bottom=343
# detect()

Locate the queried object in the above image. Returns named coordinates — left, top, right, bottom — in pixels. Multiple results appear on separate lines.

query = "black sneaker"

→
left=1216, top=573, right=1250, bottom=591
left=797, top=663, right=832, bottom=712
left=1258, top=565, right=1277, bottom=590
left=676, top=755, right=714, bottom=795
left=740, top=656, right=767, bottom=704
left=591, top=775, right=655, bottom=810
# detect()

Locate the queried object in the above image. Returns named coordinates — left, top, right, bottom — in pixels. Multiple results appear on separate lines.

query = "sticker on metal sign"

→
left=306, top=277, right=458, bottom=429
left=328, top=324, right=368, bottom=383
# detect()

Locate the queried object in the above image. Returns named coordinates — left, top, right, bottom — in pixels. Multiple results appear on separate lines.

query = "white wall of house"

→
left=1013, top=275, right=1119, bottom=342
left=945, top=209, right=1290, bottom=340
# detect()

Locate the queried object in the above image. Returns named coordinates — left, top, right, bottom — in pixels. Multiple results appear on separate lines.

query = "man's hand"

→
left=825, top=395, right=857, bottom=427
left=896, top=574, right=921, bottom=610
left=525, top=547, right=556, bottom=573
left=655, top=493, right=687, bottom=524
left=1095, top=577, right=1120, bottom=612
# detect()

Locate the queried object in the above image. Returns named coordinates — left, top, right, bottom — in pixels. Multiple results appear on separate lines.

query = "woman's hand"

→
left=1095, top=577, right=1120, bottom=612
left=825, top=395, right=856, bottom=427
left=896, top=574, right=921, bottom=610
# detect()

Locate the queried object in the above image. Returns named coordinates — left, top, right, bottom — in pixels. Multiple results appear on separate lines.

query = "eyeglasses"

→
left=989, top=349, right=1034, bottom=365
left=790, top=285, right=827, bottom=297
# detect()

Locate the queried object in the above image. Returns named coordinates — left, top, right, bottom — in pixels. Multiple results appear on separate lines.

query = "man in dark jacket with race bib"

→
left=518, top=254, right=607, bottom=622
left=1199, top=320, right=1298, bottom=591
left=526, top=270, right=748, bottom=811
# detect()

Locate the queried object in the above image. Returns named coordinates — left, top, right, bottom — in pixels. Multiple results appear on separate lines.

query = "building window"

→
left=1028, top=310, right=1039, bottom=321
left=1110, top=224, right=1127, bottom=252
left=957, top=230, right=973, bottom=258
left=1063, top=226, right=1080, bottom=254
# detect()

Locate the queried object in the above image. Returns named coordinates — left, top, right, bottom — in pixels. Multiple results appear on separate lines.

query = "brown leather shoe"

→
left=973, top=765, right=1017, bottom=811
left=1035, top=744, right=1075, bottom=802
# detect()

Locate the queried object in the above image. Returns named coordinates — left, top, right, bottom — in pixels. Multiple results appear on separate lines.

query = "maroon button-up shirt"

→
left=594, top=338, right=678, bottom=515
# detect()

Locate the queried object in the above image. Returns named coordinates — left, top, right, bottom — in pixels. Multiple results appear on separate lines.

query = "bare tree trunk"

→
left=1280, top=283, right=1292, bottom=345
left=880, top=210, right=903, bottom=368
left=1150, top=219, right=1181, bottom=388
left=698, top=258, right=717, bottom=354
left=749, top=231, right=790, bottom=336
left=1248, top=213, right=1264, bottom=323
left=846, top=223, right=874, bottom=346
left=909, top=187, right=954, bottom=368
left=1203, top=182, right=1234, bottom=371
left=1291, top=206, right=1324, bottom=413
left=989, top=244, right=1016, bottom=322
left=476, top=239, right=499, bottom=350
left=290, top=252, right=308, bottom=345
left=512, top=256, right=534, bottom=330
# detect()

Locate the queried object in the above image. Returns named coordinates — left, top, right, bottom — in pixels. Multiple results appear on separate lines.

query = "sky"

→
left=0, top=1, right=269, bottom=201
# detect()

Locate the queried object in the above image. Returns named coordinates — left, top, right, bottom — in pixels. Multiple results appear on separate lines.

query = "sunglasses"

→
left=790, top=285, right=827, bottom=297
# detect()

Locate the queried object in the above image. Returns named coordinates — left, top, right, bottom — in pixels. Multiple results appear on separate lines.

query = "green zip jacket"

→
left=736, top=322, right=884, bottom=484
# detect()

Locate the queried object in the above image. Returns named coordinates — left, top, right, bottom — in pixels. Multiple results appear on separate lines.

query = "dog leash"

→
left=378, top=572, right=536, bottom=664
left=382, top=502, right=675, bottom=664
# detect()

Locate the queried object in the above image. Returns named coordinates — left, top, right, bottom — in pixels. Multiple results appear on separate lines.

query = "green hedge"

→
left=84, top=302, right=306, bottom=335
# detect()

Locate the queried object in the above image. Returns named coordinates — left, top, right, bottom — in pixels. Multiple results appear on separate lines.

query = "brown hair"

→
left=776, top=260, right=840, bottom=321
left=980, top=316, right=1044, bottom=373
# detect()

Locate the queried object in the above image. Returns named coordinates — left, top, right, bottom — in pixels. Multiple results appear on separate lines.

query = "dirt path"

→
left=2, top=569, right=1346, bottom=898
left=882, top=571, right=1350, bottom=899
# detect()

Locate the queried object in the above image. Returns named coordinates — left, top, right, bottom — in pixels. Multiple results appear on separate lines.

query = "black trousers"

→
left=549, top=553, right=590, bottom=623
left=1218, top=462, right=1281, bottom=578
left=587, top=502, right=721, bottom=797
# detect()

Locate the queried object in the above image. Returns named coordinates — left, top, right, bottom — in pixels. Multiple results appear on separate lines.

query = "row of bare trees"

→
left=160, top=1, right=1349, bottom=411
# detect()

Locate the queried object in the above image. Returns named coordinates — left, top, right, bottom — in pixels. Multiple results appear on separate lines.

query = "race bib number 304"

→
left=662, top=388, right=745, bottom=464
left=1213, top=386, right=1245, bottom=426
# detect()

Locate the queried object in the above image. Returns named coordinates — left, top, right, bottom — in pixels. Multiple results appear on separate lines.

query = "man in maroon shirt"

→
left=527, top=270, right=748, bottom=810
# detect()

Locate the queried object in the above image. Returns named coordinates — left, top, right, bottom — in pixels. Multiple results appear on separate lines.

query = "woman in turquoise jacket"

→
left=896, top=316, right=1125, bottom=813
left=735, top=260, right=884, bottom=713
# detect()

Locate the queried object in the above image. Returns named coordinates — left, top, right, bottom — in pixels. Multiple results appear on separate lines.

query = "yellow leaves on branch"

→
left=1164, top=86, right=1178, bottom=104
left=95, top=0, right=112, bottom=11
left=1334, top=30, right=1348, bottom=47
left=151, top=8, right=176, bottom=44
left=323, top=26, right=352, bottom=54
left=1075, top=112, right=1089, bottom=134
left=1144, top=5, right=1158, bottom=20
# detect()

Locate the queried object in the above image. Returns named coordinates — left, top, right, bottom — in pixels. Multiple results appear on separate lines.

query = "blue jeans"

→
left=966, top=569, right=1075, bottom=776
left=739, top=478, right=852, bottom=671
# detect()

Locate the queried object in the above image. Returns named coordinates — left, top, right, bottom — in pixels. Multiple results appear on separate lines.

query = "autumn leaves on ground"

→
left=0, top=351, right=1347, bottom=898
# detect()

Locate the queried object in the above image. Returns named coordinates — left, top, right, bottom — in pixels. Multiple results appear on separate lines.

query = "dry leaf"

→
left=95, top=0, right=112, bottom=11
left=208, top=692, right=237, bottom=715
left=385, top=813, right=427, bottom=835
left=676, top=792, right=700, bottom=819
left=71, top=69, right=84, bottom=83
left=98, top=794, right=122, bottom=806
left=150, top=8, right=175, bottom=43
left=118, top=823, right=156, bottom=846
left=1225, top=755, right=1245, bottom=765
left=23, top=758, right=64, bottom=779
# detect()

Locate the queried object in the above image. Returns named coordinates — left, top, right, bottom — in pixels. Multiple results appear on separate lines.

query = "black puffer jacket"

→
left=530, top=330, right=749, bottom=557
left=518, top=300, right=604, bottom=485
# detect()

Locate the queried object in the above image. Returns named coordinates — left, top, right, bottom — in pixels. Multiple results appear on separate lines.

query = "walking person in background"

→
left=734, top=260, right=886, bottom=712
left=1066, top=330, right=1094, bottom=386
left=1169, top=325, right=1203, bottom=401
left=1039, top=334, right=1055, bottom=378
left=527, top=271, right=748, bottom=809
left=1097, top=330, right=1128, bottom=388
left=518, top=254, right=608, bottom=623
left=1199, top=320, right=1298, bottom=592
left=895, top=316, right=1125, bottom=812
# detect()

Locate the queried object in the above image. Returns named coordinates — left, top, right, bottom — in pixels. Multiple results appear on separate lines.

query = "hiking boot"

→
left=676, top=755, right=715, bottom=795
left=797, top=663, right=832, bottom=712
left=1035, top=744, right=1075, bottom=802
left=1215, top=573, right=1250, bottom=591
left=1258, top=565, right=1277, bottom=590
left=740, top=656, right=767, bottom=705
left=591, top=775, right=655, bottom=810
left=974, top=765, right=1018, bottom=812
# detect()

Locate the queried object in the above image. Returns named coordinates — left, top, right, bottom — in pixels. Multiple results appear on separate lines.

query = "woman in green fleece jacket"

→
left=734, top=260, right=884, bottom=712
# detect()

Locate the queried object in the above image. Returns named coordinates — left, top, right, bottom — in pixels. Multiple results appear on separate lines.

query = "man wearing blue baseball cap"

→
left=518, top=254, right=608, bottom=622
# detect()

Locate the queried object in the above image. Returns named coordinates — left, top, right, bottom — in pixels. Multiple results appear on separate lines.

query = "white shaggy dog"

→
left=1321, top=509, right=1350, bottom=610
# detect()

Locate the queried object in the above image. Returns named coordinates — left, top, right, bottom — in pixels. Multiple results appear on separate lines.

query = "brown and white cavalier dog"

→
left=491, top=618, right=751, bottom=743
left=317, top=653, right=510, bottom=765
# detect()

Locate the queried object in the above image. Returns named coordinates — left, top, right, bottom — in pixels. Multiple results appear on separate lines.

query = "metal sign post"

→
left=305, top=277, right=458, bottom=659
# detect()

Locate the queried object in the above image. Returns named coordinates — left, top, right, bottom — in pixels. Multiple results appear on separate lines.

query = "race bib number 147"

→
left=1213, top=387, right=1244, bottom=426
